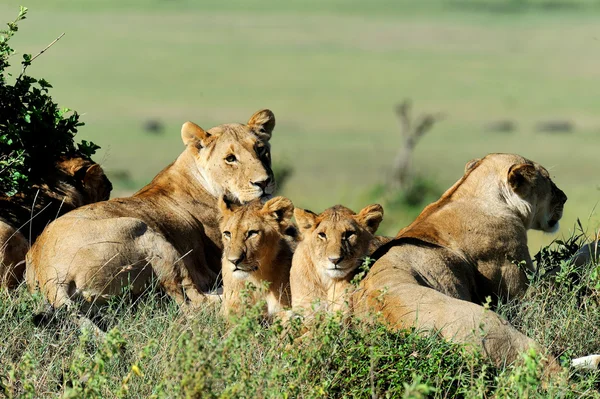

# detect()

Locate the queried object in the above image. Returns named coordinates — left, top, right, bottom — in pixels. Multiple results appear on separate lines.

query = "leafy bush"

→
left=0, top=7, right=99, bottom=196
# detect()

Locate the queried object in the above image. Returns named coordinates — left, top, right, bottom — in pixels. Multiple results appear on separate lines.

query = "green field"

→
left=2, top=0, right=600, bottom=250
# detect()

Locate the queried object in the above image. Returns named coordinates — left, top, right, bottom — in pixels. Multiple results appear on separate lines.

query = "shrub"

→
left=0, top=6, right=99, bottom=196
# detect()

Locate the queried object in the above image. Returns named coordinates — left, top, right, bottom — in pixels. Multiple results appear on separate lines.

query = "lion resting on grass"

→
left=26, top=110, right=276, bottom=310
left=219, top=196, right=296, bottom=318
left=290, top=204, right=387, bottom=315
left=0, top=155, right=111, bottom=288
left=354, top=153, right=570, bottom=370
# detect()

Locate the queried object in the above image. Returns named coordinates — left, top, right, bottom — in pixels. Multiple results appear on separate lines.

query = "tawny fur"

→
left=353, top=153, right=568, bottom=370
left=26, top=110, right=277, bottom=311
left=219, top=196, right=296, bottom=318
left=0, top=156, right=111, bottom=288
left=290, top=204, right=387, bottom=316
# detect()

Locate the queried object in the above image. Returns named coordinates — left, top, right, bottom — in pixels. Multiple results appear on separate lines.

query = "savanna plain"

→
left=2, top=0, right=600, bottom=397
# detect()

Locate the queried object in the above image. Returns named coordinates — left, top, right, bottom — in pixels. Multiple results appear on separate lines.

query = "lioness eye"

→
left=223, top=231, right=231, bottom=239
left=247, top=230, right=259, bottom=239
left=318, top=232, right=327, bottom=240
left=225, top=154, right=237, bottom=163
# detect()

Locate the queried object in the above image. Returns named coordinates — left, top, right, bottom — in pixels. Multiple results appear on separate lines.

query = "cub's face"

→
left=181, top=109, right=276, bottom=203
left=219, top=196, right=294, bottom=280
left=295, top=204, right=383, bottom=280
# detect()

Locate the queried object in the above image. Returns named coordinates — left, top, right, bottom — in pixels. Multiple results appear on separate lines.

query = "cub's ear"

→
left=464, top=158, right=480, bottom=173
left=355, top=204, right=384, bottom=234
left=262, top=196, right=294, bottom=224
left=508, top=163, right=537, bottom=197
left=248, top=109, right=275, bottom=141
left=181, top=121, right=211, bottom=147
left=218, top=195, right=238, bottom=216
left=294, top=208, right=318, bottom=233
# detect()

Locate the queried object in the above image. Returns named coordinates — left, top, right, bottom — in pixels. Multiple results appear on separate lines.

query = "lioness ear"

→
left=82, top=164, right=105, bottom=188
left=181, top=121, right=211, bottom=147
left=294, top=208, right=318, bottom=233
left=464, top=158, right=480, bottom=173
left=248, top=109, right=275, bottom=141
left=262, top=196, right=294, bottom=224
left=73, top=163, right=112, bottom=201
left=355, top=204, right=384, bottom=234
left=508, top=163, right=537, bottom=197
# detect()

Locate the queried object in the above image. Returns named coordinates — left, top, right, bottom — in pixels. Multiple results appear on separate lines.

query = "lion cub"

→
left=290, top=204, right=384, bottom=315
left=219, top=196, right=296, bottom=318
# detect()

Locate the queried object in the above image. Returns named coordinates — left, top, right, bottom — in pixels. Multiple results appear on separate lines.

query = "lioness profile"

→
left=290, top=204, right=385, bottom=315
left=354, top=153, right=573, bottom=369
left=219, top=196, right=296, bottom=318
left=1, top=155, right=111, bottom=288
left=26, top=110, right=277, bottom=310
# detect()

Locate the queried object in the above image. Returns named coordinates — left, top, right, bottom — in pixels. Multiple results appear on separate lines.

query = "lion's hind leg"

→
left=356, top=277, right=558, bottom=371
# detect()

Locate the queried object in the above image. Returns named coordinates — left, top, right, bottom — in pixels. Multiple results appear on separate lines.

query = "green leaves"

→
left=0, top=7, right=100, bottom=196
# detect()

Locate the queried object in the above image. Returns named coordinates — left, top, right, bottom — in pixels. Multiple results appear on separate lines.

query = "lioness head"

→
left=55, top=156, right=113, bottom=205
left=181, top=109, right=276, bottom=203
left=219, top=196, right=294, bottom=280
left=294, top=204, right=383, bottom=279
left=465, top=153, right=567, bottom=233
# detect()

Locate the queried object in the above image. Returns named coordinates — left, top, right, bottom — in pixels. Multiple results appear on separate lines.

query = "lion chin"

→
left=323, top=262, right=355, bottom=279
left=232, top=265, right=258, bottom=280
left=545, top=219, right=560, bottom=234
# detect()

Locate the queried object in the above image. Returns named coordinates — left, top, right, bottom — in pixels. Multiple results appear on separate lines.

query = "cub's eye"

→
left=225, top=154, right=237, bottom=163
left=318, top=232, right=327, bottom=240
left=223, top=231, right=231, bottom=239
left=247, top=230, right=259, bottom=239
left=343, top=231, right=356, bottom=240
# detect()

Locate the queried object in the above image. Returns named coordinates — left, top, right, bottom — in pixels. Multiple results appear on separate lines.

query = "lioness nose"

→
left=251, top=177, right=271, bottom=191
left=328, top=256, right=344, bottom=265
left=228, top=253, right=246, bottom=266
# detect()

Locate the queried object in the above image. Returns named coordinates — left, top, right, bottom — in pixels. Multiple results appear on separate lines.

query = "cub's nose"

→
left=251, top=177, right=271, bottom=191
left=228, top=253, right=246, bottom=266
left=328, top=256, right=344, bottom=265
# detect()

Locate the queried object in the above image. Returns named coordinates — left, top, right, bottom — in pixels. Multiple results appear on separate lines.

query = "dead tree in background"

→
left=390, top=100, right=444, bottom=189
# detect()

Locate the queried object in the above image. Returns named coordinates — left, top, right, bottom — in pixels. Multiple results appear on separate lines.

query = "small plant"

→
left=0, top=6, right=100, bottom=196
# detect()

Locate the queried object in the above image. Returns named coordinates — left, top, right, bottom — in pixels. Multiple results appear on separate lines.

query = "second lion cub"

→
left=219, top=196, right=296, bottom=318
left=290, top=204, right=385, bottom=315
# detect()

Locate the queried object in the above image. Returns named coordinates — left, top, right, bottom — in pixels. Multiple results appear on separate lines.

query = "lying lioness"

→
left=26, top=110, right=276, bottom=310
left=219, top=196, right=296, bottom=318
left=290, top=204, right=386, bottom=315
left=354, top=153, right=576, bottom=370
left=1, top=155, right=112, bottom=288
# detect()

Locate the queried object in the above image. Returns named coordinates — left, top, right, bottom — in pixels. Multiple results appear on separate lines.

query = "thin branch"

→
left=19, top=32, right=65, bottom=78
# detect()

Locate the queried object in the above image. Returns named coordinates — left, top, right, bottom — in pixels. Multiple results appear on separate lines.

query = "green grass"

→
left=1, top=1, right=600, bottom=239
left=3, top=235, right=600, bottom=397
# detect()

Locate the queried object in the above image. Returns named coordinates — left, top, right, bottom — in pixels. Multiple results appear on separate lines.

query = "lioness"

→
left=1, top=155, right=111, bottom=288
left=290, top=204, right=386, bottom=315
left=354, top=153, right=571, bottom=369
left=26, top=110, right=276, bottom=310
left=219, top=196, right=296, bottom=318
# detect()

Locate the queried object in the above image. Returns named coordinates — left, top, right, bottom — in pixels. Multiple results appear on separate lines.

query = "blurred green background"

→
left=2, top=0, right=599, bottom=250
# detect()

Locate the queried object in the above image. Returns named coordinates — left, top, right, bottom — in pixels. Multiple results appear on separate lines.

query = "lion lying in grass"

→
left=219, top=196, right=296, bottom=318
left=26, top=110, right=276, bottom=311
left=0, top=155, right=111, bottom=288
left=290, top=204, right=387, bottom=315
left=353, top=153, right=600, bottom=371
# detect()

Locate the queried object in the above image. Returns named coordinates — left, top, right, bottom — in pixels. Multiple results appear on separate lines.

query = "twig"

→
left=19, top=32, right=65, bottom=78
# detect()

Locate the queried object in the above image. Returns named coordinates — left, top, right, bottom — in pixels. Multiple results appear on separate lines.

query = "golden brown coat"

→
left=354, top=153, right=568, bottom=369
left=26, top=110, right=276, bottom=310
left=219, top=196, right=296, bottom=318
left=0, top=156, right=111, bottom=287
